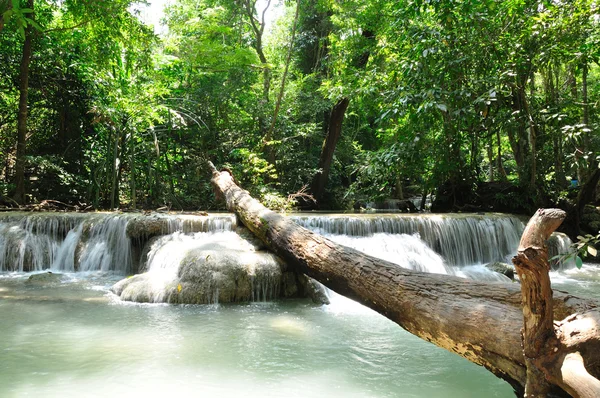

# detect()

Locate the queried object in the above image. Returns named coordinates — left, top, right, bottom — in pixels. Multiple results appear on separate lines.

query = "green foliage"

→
left=0, top=0, right=598, bottom=215
left=552, top=233, right=600, bottom=269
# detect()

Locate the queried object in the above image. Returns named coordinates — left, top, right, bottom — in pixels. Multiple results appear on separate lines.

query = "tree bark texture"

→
left=310, top=97, right=349, bottom=203
left=513, top=209, right=600, bottom=398
left=13, top=0, right=35, bottom=205
left=513, top=209, right=565, bottom=396
left=209, top=164, right=600, bottom=396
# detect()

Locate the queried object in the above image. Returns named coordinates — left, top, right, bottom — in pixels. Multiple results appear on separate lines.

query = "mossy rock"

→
left=484, top=262, right=515, bottom=280
left=25, top=271, right=65, bottom=285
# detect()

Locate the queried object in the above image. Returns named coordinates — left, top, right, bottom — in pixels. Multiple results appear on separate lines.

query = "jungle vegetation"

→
left=0, top=0, right=598, bottom=224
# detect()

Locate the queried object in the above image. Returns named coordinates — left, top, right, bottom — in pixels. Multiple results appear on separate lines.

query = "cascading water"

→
left=292, top=214, right=524, bottom=267
left=0, top=212, right=237, bottom=274
left=51, top=223, right=84, bottom=272
left=548, top=232, right=577, bottom=270
left=0, top=211, right=578, bottom=289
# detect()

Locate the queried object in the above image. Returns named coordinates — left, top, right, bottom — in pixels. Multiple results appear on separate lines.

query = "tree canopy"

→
left=0, top=0, right=598, bottom=229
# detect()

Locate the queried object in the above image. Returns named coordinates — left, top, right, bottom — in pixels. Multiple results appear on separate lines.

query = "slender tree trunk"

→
left=507, top=85, right=529, bottom=185
left=110, top=129, right=120, bottom=209
left=130, top=135, right=136, bottom=209
left=241, top=0, right=271, bottom=136
left=13, top=0, right=35, bottom=205
left=309, top=29, right=375, bottom=206
left=496, top=129, right=508, bottom=181
left=310, top=98, right=350, bottom=204
left=582, top=62, right=589, bottom=129
left=487, top=137, right=494, bottom=181
left=267, top=0, right=300, bottom=141
left=209, top=163, right=600, bottom=396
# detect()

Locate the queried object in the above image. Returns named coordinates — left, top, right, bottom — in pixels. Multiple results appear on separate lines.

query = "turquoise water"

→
left=0, top=273, right=514, bottom=398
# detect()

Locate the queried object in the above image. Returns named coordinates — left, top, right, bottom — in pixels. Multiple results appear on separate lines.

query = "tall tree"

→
left=13, top=0, right=34, bottom=204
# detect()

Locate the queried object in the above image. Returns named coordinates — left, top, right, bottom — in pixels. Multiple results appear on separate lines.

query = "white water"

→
left=292, top=214, right=524, bottom=266
left=0, top=212, right=578, bottom=284
left=130, top=230, right=282, bottom=303
left=0, top=213, right=237, bottom=274
left=51, top=223, right=84, bottom=272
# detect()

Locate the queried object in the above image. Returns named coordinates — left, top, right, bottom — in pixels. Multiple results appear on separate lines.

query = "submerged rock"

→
left=484, top=262, right=515, bottom=280
left=25, top=271, right=65, bottom=285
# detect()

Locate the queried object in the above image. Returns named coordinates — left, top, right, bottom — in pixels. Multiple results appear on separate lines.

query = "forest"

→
left=0, top=0, right=598, bottom=225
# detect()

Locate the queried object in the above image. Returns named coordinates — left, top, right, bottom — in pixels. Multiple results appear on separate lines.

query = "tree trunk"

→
left=496, top=129, right=508, bottom=181
left=241, top=0, right=271, bottom=137
left=209, top=163, right=600, bottom=396
left=513, top=209, right=565, bottom=396
left=513, top=209, right=600, bottom=397
left=267, top=0, right=300, bottom=141
left=487, top=137, right=494, bottom=182
left=130, top=135, right=136, bottom=209
left=309, top=29, right=375, bottom=206
left=13, top=0, right=34, bottom=205
left=110, top=129, right=120, bottom=209
left=310, top=98, right=349, bottom=204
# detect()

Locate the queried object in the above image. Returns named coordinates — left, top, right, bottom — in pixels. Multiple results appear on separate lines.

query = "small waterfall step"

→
left=292, top=213, right=525, bottom=266
left=0, top=212, right=236, bottom=273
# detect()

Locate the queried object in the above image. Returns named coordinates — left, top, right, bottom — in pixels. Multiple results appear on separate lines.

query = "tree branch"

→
left=559, top=352, right=600, bottom=398
left=513, top=208, right=566, bottom=396
left=44, top=19, right=90, bottom=33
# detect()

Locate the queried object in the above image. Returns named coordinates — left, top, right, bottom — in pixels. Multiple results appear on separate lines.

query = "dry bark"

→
left=514, top=209, right=600, bottom=397
left=209, top=164, right=600, bottom=396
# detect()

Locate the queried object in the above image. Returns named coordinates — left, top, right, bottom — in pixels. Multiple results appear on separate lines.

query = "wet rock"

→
left=281, top=272, right=299, bottom=297
left=113, top=247, right=282, bottom=304
left=112, top=231, right=323, bottom=305
left=484, top=262, right=515, bottom=280
left=298, top=275, right=330, bottom=304
left=25, top=271, right=65, bottom=285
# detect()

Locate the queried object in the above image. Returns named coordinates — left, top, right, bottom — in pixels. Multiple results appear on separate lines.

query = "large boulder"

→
left=111, top=231, right=327, bottom=304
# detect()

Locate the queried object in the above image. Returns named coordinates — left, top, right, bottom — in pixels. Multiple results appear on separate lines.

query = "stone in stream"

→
left=25, top=271, right=65, bottom=285
left=484, top=261, right=515, bottom=280
left=111, top=231, right=328, bottom=305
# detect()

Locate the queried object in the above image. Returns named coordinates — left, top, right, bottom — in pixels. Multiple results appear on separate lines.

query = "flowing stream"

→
left=0, top=211, right=598, bottom=397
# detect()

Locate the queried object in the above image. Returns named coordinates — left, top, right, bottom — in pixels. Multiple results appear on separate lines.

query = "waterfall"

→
left=0, top=213, right=236, bottom=273
left=548, top=232, right=577, bottom=270
left=51, top=223, right=84, bottom=272
left=0, top=211, right=576, bottom=287
left=79, top=215, right=133, bottom=273
left=292, top=214, right=524, bottom=267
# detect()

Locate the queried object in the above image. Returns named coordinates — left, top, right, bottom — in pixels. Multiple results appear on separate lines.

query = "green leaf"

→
left=588, top=246, right=597, bottom=257
left=24, top=17, right=42, bottom=31
left=575, top=256, right=583, bottom=269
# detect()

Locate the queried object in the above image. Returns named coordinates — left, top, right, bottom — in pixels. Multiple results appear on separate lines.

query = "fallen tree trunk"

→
left=209, top=163, right=600, bottom=396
